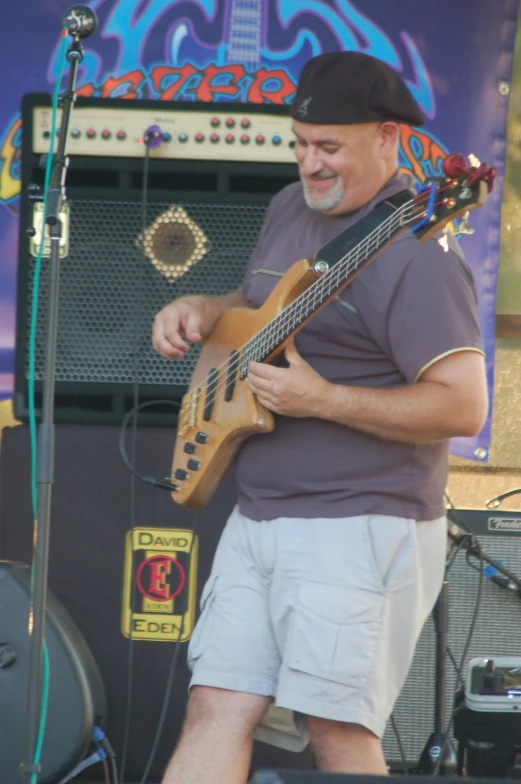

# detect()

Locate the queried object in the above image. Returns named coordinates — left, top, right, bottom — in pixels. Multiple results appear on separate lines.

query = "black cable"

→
left=118, top=399, right=180, bottom=492
left=100, top=735, right=119, bottom=784
left=447, top=645, right=462, bottom=683
left=119, top=140, right=151, bottom=784
left=117, top=135, right=194, bottom=783
left=390, top=713, right=409, bottom=775
left=93, top=736, right=111, bottom=784
left=138, top=510, right=201, bottom=784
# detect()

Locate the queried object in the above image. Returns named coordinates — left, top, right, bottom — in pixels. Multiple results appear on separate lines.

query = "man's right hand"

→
left=152, top=291, right=248, bottom=360
left=152, top=296, right=215, bottom=359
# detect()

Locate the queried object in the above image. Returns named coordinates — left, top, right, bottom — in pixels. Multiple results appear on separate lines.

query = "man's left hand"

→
left=246, top=338, right=330, bottom=418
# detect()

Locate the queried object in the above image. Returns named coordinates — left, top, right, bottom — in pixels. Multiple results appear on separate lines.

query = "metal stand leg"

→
left=418, top=579, right=457, bottom=775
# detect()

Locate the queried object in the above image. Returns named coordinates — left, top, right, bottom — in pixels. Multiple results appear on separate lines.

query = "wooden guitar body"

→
left=171, top=258, right=318, bottom=508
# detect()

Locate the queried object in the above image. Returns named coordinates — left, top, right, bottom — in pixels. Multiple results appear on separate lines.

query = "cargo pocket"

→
left=187, top=575, right=218, bottom=672
left=287, top=582, right=382, bottom=688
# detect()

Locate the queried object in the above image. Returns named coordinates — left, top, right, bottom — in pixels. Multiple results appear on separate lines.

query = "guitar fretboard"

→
left=238, top=194, right=415, bottom=375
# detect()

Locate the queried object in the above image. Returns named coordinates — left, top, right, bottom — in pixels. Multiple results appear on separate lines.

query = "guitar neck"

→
left=239, top=191, right=414, bottom=374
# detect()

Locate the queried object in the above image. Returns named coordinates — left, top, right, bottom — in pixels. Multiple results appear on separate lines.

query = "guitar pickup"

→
left=203, top=368, right=218, bottom=421
left=224, top=350, right=239, bottom=401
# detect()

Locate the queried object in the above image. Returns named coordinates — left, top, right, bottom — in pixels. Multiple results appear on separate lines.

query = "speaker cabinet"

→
left=15, top=94, right=298, bottom=425
left=0, top=561, right=106, bottom=784
left=0, top=424, right=314, bottom=782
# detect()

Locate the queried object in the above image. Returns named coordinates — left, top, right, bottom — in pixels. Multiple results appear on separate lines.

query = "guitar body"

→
left=171, top=258, right=318, bottom=508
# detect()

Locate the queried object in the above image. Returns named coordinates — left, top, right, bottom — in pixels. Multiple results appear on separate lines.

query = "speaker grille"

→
left=24, top=199, right=266, bottom=389
left=383, top=532, right=521, bottom=767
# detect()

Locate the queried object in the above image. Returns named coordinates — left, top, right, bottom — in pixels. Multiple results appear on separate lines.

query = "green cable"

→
left=27, top=30, right=69, bottom=784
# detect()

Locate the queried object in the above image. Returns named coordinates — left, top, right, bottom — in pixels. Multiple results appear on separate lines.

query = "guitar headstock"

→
left=410, top=153, right=496, bottom=240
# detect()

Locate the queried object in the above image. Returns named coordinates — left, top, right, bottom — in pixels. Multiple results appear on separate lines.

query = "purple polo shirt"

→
left=235, top=172, right=484, bottom=522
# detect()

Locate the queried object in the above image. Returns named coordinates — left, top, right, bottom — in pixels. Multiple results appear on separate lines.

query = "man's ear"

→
left=379, top=122, right=400, bottom=159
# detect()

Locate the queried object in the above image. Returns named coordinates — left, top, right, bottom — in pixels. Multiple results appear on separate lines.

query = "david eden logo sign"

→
left=122, top=528, right=198, bottom=642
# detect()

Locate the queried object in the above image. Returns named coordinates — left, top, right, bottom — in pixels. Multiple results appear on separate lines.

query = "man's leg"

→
left=307, top=716, right=388, bottom=775
left=161, top=686, right=272, bottom=784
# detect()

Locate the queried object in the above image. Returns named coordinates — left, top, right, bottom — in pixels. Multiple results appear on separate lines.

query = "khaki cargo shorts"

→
left=187, top=507, right=446, bottom=746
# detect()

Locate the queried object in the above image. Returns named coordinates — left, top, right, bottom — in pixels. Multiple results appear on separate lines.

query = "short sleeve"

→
left=385, top=238, right=484, bottom=383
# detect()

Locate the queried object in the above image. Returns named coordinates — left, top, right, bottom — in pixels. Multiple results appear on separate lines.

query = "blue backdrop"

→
left=0, top=0, right=519, bottom=460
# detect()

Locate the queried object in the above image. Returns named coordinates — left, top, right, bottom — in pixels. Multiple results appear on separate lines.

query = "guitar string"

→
left=181, top=183, right=461, bottom=417
left=182, top=192, right=429, bottom=415
left=235, top=190, right=461, bottom=375
left=179, top=192, right=421, bottom=418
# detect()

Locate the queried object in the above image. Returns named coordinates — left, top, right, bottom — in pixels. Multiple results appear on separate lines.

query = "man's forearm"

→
left=203, top=290, right=250, bottom=320
left=321, top=379, right=484, bottom=443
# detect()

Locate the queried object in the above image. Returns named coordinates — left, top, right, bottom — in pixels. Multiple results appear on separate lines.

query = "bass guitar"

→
left=170, top=154, right=495, bottom=508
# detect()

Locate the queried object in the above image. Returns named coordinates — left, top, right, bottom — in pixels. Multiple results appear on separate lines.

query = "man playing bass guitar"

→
left=152, top=51, right=488, bottom=784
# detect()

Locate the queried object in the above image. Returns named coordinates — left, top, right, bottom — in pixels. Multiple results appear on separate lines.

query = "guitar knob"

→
left=187, top=459, right=200, bottom=471
left=184, top=443, right=196, bottom=454
left=195, top=432, right=208, bottom=444
left=175, top=468, right=188, bottom=480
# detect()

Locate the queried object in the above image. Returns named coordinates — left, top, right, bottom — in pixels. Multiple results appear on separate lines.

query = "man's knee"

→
left=306, top=716, right=387, bottom=774
left=185, top=686, right=271, bottom=734
left=306, top=716, right=381, bottom=753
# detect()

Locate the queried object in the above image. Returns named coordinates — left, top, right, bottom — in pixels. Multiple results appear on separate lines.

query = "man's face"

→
left=292, top=120, right=396, bottom=216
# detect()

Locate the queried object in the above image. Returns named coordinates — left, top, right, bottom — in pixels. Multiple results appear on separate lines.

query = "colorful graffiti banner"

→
left=0, top=0, right=518, bottom=460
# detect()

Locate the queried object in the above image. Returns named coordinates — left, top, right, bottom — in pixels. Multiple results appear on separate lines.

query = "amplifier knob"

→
left=241, top=118, right=251, bottom=128
left=195, top=133, right=205, bottom=143
left=240, top=134, right=250, bottom=144
left=226, top=117, right=236, bottom=128
left=272, top=135, right=282, bottom=146
left=162, top=132, right=172, bottom=142
left=71, top=128, right=81, bottom=139
left=255, top=134, right=265, bottom=145
left=86, top=128, right=96, bottom=139
left=210, top=116, right=220, bottom=127
left=116, top=130, right=126, bottom=140
left=101, top=129, right=111, bottom=140
left=225, top=133, right=235, bottom=144
left=178, top=133, right=188, bottom=143
left=210, top=133, right=220, bottom=143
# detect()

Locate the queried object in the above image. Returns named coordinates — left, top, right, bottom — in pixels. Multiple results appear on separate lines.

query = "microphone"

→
left=64, top=5, right=99, bottom=39
left=489, top=573, right=521, bottom=595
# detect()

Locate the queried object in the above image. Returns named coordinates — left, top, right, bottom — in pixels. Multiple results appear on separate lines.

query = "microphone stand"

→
left=21, top=34, right=85, bottom=783
left=418, top=578, right=457, bottom=775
